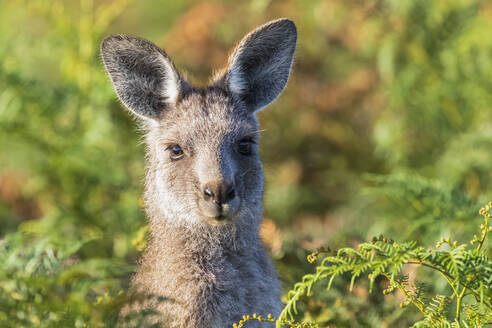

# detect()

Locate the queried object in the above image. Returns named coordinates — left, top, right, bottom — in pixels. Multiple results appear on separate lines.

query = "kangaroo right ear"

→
left=100, top=35, right=184, bottom=120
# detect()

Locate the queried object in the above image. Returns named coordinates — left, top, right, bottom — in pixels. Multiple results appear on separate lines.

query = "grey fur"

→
left=101, top=19, right=297, bottom=328
left=101, top=35, right=189, bottom=119
left=216, top=18, right=297, bottom=112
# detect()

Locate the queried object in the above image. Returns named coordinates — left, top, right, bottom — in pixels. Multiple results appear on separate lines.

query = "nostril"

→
left=226, top=187, right=235, bottom=201
left=204, top=187, right=214, bottom=200
left=203, top=183, right=235, bottom=204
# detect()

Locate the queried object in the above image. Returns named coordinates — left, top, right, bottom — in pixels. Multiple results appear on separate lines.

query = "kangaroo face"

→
left=146, top=90, right=263, bottom=225
left=101, top=19, right=297, bottom=226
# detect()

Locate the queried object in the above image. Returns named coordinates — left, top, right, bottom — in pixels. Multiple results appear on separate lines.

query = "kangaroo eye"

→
left=169, top=145, right=184, bottom=160
left=238, top=139, right=252, bottom=156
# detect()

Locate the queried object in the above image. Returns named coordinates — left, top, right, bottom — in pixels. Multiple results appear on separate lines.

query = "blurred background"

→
left=0, top=0, right=491, bottom=327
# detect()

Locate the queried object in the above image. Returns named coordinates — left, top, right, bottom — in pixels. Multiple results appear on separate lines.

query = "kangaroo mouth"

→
left=215, top=214, right=227, bottom=221
left=198, top=198, right=241, bottom=225
left=203, top=209, right=236, bottom=225
left=204, top=214, right=230, bottom=226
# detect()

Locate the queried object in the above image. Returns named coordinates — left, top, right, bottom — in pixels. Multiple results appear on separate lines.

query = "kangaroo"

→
left=100, top=18, right=297, bottom=328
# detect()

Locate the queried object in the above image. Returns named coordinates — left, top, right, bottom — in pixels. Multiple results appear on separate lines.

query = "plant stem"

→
left=456, top=287, right=466, bottom=322
left=382, top=273, right=427, bottom=316
left=476, top=214, right=489, bottom=252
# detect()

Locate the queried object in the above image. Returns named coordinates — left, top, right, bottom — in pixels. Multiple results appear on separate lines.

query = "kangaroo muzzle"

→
left=198, top=180, right=240, bottom=224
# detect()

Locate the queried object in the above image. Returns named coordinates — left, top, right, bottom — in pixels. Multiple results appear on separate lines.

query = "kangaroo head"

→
left=101, top=19, right=297, bottom=227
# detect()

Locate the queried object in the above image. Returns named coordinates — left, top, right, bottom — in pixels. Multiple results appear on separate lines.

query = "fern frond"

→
left=274, top=201, right=492, bottom=328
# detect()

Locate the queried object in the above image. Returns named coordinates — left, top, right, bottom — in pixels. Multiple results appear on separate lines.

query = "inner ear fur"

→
left=100, top=35, right=186, bottom=120
left=219, top=18, right=297, bottom=112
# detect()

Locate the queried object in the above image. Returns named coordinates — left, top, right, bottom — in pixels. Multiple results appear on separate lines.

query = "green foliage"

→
left=0, top=0, right=146, bottom=250
left=362, top=173, right=481, bottom=240
left=0, top=232, right=131, bottom=327
left=375, top=0, right=492, bottom=169
left=1, top=0, right=492, bottom=327
left=237, top=202, right=491, bottom=327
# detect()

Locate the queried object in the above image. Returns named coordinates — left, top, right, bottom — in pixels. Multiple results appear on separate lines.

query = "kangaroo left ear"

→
left=222, top=19, right=297, bottom=112
left=100, top=35, right=185, bottom=120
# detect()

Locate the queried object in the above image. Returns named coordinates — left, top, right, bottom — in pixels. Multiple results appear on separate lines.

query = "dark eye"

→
left=169, top=144, right=184, bottom=160
left=238, top=139, right=252, bottom=156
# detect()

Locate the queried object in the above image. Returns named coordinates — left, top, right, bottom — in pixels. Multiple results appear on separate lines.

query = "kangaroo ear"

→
left=224, top=19, right=297, bottom=112
left=100, top=35, right=184, bottom=120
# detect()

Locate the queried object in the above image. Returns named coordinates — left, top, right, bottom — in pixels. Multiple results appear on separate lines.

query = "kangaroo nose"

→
left=203, top=181, right=236, bottom=204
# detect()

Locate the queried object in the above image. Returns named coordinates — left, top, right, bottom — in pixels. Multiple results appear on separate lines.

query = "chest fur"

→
left=134, top=246, right=280, bottom=328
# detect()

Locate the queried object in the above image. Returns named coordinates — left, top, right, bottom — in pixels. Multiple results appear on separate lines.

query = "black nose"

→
left=203, top=181, right=236, bottom=205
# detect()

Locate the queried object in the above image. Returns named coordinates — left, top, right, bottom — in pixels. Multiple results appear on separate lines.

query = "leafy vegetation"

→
left=1, top=0, right=491, bottom=327
left=274, top=202, right=491, bottom=327
left=0, top=232, right=128, bottom=327
left=234, top=202, right=491, bottom=327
